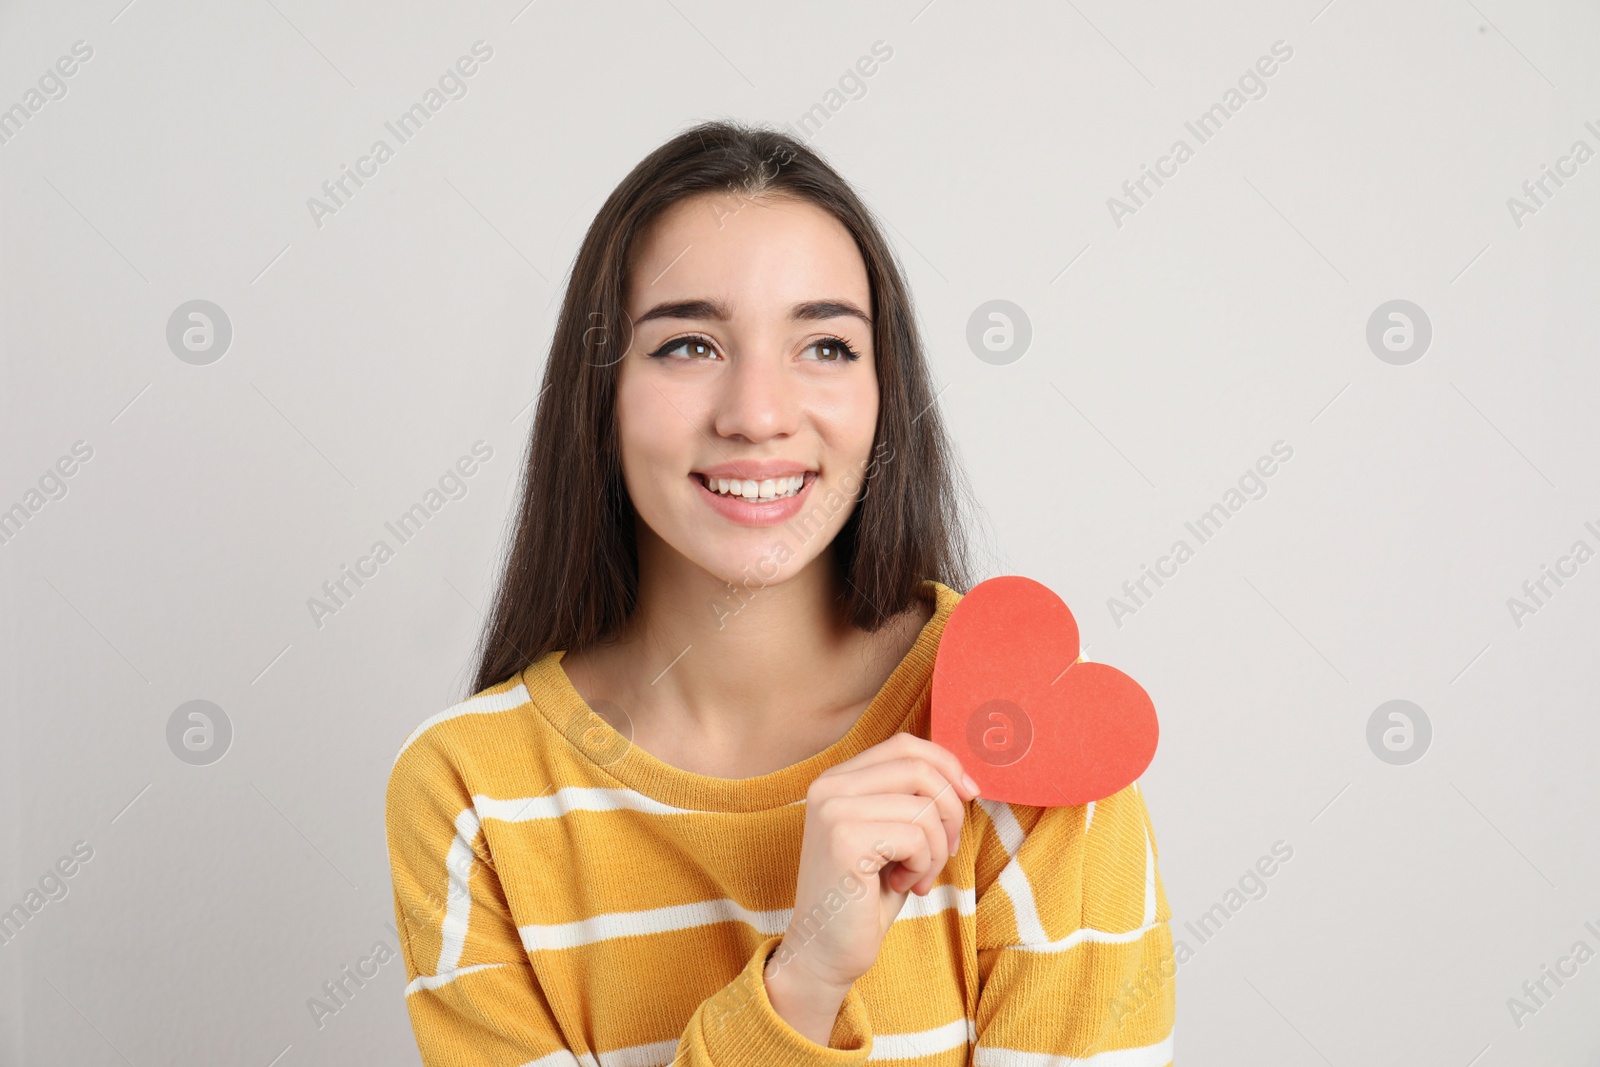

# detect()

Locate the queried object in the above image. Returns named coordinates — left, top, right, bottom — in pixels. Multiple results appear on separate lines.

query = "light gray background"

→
left=3, top=0, right=1598, bottom=1063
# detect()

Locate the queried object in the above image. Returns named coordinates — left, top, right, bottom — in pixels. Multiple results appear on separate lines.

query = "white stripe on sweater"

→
left=975, top=1029, right=1173, bottom=1066
left=504, top=1021, right=976, bottom=1067
left=433, top=1004, right=1166, bottom=1067
left=437, top=786, right=763, bottom=975
left=520, top=897, right=790, bottom=953
left=517, top=882, right=975, bottom=955
left=977, top=798, right=1027, bottom=858
left=548, top=1024, right=973, bottom=1066
left=508, top=1020, right=1167, bottom=1067
left=1012, top=917, right=1168, bottom=955
left=996, top=855, right=1048, bottom=945
left=899, top=882, right=977, bottom=921
left=869, top=1017, right=971, bottom=1060
left=435, top=787, right=1145, bottom=981
left=977, top=798, right=1082, bottom=946
left=980, top=791, right=1159, bottom=951
left=592, top=1040, right=678, bottom=1067
left=473, top=786, right=779, bottom=823
left=436, top=807, right=482, bottom=974
left=405, top=961, right=507, bottom=995
left=433, top=788, right=927, bottom=978
left=395, top=683, right=531, bottom=765
left=517, top=1053, right=584, bottom=1067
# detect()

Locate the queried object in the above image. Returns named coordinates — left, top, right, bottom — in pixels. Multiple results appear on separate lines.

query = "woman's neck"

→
left=560, top=532, right=929, bottom=774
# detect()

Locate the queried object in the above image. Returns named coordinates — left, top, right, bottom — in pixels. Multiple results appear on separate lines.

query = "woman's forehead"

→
left=626, top=195, right=869, bottom=317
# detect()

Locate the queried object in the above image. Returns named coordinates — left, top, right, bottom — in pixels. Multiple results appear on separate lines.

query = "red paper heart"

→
left=931, top=575, right=1158, bottom=806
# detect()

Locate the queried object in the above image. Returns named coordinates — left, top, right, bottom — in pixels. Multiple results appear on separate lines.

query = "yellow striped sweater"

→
left=385, top=579, right=1176, bottom=1065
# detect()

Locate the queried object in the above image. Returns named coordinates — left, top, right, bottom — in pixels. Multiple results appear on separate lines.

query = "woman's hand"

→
left=764, top=732, right=980, bottom=1040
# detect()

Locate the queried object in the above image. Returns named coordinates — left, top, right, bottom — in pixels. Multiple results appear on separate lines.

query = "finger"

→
left=828, top=734, right=980, bottom=801
left=821, top=793, right=950, bottom=888
left=891, top=733, right=981, bottom=801
left=857, top=822, right=932, bottom=890
left=815, top=758, right=968, bottom=853
left=819, top=800, right=944, bottom=899
left=884, top=861, right=917, bottom=895
left=890, top=858, right=931, bottom=895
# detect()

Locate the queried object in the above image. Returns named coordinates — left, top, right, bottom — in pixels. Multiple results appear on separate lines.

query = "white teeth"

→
left=704, top=474, right=806, bottom=501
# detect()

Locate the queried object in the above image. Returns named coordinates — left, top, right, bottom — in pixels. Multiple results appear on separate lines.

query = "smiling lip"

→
left=693, top=460, right=816, bottom=481
left=692, top=468, right=818, bottom=527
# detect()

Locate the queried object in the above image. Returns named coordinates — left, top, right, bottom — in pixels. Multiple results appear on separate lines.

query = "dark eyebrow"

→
left=633, top=298, right=872, bottom=328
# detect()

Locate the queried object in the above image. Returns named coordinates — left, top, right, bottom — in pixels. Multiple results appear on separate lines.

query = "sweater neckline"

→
left=519, top=579, right=961, bottom=813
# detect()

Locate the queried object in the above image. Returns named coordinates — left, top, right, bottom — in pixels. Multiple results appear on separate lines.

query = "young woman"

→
left=386, top=120, right=1175, bottom=1065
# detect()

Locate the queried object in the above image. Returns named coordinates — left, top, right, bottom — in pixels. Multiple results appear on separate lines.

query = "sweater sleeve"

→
left=670, top=933, right=876, bottom=1065
left=386, top=735, right=570, bottom=1064
left=970, top=782, right=1176, bottom=1064
left=387, top=731, right=877, bottom=1065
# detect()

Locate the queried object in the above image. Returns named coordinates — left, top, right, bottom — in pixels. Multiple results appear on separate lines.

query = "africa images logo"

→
left=305, top=41, right=494, bottom=230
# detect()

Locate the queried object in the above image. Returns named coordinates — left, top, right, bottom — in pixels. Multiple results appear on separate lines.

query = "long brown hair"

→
left=471, top=119, right=978, bottom=694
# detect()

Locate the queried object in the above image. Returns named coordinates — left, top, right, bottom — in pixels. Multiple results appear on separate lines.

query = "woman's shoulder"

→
left=386, top=664, right=549, bottom=801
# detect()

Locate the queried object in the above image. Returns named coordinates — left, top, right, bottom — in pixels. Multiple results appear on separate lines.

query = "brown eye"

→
left=804, top=337, right=860, bottom=362
left=648, top=336, right=720, bottom=360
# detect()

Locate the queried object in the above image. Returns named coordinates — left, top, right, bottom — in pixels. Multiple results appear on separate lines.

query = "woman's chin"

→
left=686, top=543, right=810, bottom=596
left=643, top=517, right=828, bottom=598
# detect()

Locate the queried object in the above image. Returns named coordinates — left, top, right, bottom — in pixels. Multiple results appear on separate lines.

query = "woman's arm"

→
left=971, top=782, right=1176, bottom=1062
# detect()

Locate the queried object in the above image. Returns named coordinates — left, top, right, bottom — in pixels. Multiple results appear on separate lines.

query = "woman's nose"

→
left=712, top=348, right=800, bottom=442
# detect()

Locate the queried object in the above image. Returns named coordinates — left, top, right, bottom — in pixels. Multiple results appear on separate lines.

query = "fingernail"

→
left=962, top=773, right=980, bottom=796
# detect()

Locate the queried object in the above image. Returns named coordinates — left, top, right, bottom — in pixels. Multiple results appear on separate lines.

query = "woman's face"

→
left=616, top=190, right=879, bottom=593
